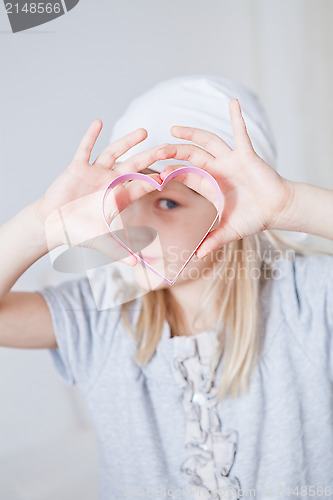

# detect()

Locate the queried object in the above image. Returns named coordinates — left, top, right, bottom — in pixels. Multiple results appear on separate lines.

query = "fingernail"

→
left=156, top=143, right=169, bottom=150
left=197, top=249, right=206, bottom=259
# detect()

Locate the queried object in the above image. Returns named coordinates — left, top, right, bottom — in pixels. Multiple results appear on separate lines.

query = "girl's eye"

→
left=158, top=199, right=179, bottom=210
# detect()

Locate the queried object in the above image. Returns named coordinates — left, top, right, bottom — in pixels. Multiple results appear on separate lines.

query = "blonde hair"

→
left=120, top=230, right=332, bottom=403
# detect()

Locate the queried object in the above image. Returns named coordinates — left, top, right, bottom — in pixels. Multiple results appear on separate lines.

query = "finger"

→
left=155, top=143, right=215, bottom=178
left=122, top=173, right=162, bottom=204
left=95, top=128, right=148, bottom=169
left=103, top=173, right=161, bottom=225
left=111, top=143, right=170, bottom=175
left=196, top=225, right=242, bottom=259
left=170, top=126, right=232, bottom=156
left=73, top=119, right=103, bottom=163
left=229, top=99, right=254, bottom=152
left=155, top=166, right=221, bottom=210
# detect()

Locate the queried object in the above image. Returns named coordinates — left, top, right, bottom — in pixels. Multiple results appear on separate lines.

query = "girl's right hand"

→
left=36, top=120, right=163, bottom=266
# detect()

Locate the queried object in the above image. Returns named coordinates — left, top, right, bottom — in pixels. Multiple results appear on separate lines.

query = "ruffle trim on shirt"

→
left=171, top=330, right=241, bottom=499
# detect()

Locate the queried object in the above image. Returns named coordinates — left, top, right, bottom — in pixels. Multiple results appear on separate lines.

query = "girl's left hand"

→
left=155, top=98, right=295, bottom=259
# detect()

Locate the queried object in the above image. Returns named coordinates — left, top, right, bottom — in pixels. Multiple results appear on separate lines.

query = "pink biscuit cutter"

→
left=102, top=166, right=223, bottom=286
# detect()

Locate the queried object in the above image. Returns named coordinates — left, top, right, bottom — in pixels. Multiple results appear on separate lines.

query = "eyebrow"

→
left=164, top=181, right=201, bottom=197
left=143, top=168, right=199, bottom=191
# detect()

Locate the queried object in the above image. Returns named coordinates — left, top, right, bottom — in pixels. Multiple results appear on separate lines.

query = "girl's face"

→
left=120, top=168, right=219, bottom=291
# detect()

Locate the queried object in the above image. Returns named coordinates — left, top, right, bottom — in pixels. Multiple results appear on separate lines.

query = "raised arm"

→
left=0, top=200, right=57, bottom=348
left=271, top=181, right=333, bottom=241
left=0, top=120, right=165, bottom=349
left=154, top=98, right=333, bottom=259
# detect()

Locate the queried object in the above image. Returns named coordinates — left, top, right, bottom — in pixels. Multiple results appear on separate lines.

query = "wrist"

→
left=269, top=180, right=333, bottom=241
left=29, top=198, right=65, bottom=253
left=268, top=179, right=298, bottom=232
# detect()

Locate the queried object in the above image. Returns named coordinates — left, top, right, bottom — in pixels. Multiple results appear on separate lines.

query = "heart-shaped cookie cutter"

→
left=102, top=166, right=223, bottom=285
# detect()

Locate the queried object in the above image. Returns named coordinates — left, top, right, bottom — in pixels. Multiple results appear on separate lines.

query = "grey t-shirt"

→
left=38, top=254, right=333, bottom=500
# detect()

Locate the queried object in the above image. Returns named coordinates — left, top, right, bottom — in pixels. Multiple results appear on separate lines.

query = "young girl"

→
left=1, top=75, right=333, bottom=500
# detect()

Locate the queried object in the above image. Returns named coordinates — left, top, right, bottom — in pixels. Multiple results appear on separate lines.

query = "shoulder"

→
left=274, top=252, right=333, bottom=321
left=40, top=265, right=142, bottom=315
left=269, top=252, right=333, bottom=379
left=39, top=266, right=142, bottom=390
left=280, top=251, right=333, bottom=281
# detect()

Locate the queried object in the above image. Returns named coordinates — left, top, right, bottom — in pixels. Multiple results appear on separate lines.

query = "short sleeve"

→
left=326, top=259, right=333, bottom=381
left=37, top=269, right=124, bottom=393
left=278, top=254, right=333, bottom=382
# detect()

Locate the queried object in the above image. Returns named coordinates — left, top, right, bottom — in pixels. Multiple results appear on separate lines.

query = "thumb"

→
left=196, top=226, right=242, bottom=259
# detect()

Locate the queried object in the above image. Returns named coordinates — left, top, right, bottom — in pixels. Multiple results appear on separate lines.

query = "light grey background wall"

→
left=0, top=1, right=332, bottom=498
